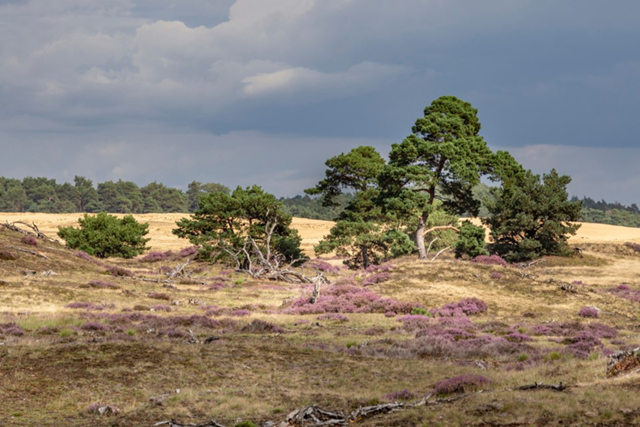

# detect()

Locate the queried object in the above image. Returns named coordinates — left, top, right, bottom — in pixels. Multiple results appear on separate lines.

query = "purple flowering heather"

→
left=472, top=255, right=508, bottom=267
left=578, top=307, right=599, bottom=318
left=434, top=375, right=492, bottom=395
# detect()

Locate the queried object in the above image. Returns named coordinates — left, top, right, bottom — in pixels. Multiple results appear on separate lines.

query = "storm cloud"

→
left=1, top=0, right=639, bottom=202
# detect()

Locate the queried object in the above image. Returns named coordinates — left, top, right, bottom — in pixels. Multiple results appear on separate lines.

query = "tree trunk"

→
left=361, top=245, right=370, bottom=269
left=416, top=216, right=427, bottom=259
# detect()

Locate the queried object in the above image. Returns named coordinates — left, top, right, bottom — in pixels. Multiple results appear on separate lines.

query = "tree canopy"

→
left=173, top=185, right=305, bottom=266
left=484, top=169, right=582, bottom=262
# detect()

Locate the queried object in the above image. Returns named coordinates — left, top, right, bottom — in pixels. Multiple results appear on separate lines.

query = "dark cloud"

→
left=0, top=0, right=639, bottom=203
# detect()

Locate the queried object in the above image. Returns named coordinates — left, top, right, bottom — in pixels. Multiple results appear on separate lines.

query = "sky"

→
left=1, top=0, right=639, bottom=203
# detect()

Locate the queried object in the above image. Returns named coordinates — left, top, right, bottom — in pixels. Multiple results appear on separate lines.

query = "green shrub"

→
left=58, top=212, right=150, bottom=258
left=455, top=221, right=488, bottom=259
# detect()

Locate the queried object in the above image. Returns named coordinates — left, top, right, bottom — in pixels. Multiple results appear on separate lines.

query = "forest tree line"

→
left=1, top=176, right=639, bottom=228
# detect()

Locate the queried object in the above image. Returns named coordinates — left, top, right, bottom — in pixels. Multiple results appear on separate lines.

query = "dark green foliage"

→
left=140, top=182, right=188, bottom=213
left=186, top=181, right=230, bottom=212
left=173, top=185, right=305, bottom=265
left=455, top=221, right=488, bottom=259
left=484, top=169, right=582, bottom=262
left=307, top=146, right=413, bottom=268
left=280, top=193, right=353, bottom=220
left=57, top=212, right=150, bottom=258
left=378, top=96, right=505, bottom=258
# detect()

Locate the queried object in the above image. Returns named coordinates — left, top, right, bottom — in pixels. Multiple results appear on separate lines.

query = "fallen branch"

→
left=168, top=259, right=190, bottom=279
left=2, top=221, right=58, bottom=243
left=430, top=247, right=450, bottom=262
left=155, top=420, right=226, bottom=427
left=517, top=382, right=567, bottom=392
left=6, top=245, right=49, bottom=259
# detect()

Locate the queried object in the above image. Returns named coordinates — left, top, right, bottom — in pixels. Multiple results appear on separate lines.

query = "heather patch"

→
left=472, top=255, right=508, bottom=267
left=140, top=251, right=169, bottom=262
left=20, top=235, right=38, bottom=246
left=396, top=315, right=432, bottom=331
left=364, top=263, right=394, bottom=274
left=0, top=322, right=25, bottom=336
left=284, top=284, right=416, bottom=315
left=147, top=292, right=171, bottom=301
left=362, top=272, right=392, bottom=286
left=431, top=297, right=488, bottom=317
left=433, top=375, right=491, bottom=395
left=179, top=246, right=198, bottom=258
left=66, top=302, right=107, bottom=311
left=578, top=307, right=599, bottom=318
left=624, top=242, right=640, bottom=252
left=80, top=321, right=111, bottom=332
left=151, top=305, right=172, bottom=312
left=608, top=284, right=640, bottom=303
left=304, top=259, right=340, bottom=274
left=229, top=309, right=252, bottom=317
left=106, top=266, right=134, bottom=277
left=489, top=271, right=502, bottom=279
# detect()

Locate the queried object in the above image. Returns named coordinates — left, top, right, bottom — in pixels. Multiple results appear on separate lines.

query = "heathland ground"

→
left=1, top=213, right=640, bottom=426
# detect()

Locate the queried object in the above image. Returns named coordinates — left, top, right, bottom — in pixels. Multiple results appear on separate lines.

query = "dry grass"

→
left=2, top=215, right=640, bottom=426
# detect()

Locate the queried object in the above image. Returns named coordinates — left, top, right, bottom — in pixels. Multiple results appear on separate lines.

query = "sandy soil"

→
left=1, top=213, right=639, bottom=253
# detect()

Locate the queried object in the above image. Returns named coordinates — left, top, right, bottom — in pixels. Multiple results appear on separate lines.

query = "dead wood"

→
left=1, top=221, right=58, bottom=243
left=6, top=245, right=49, bottom=259
left=168, top=259, right=190, bottom=279
left=422, top=225, right=460, bottom=237
left=517, top=382, right=567, bottom=392
left=607, top=347, right=640, bottom=378
left=430, top=246, right=450, bottom=262
left=310, top=281, right=321, bottom=304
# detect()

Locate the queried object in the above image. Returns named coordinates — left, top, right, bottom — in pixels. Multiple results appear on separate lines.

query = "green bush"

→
left=58, top=212, right=150, bottom=258
left=455, top=221, right=488, bottom=259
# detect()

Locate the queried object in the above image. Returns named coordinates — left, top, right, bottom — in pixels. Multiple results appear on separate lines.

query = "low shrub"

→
left=362, top=272, right=392, bottom=286
left=0, top=250, right=17, bottom=261
left=381, top=389, right=416, bottom=402
left=431, top=298, right=488, bottom=317
left=472, top=255, right=508, bottom=267
left=434, top=375, right=492, bottom=395
left=20, top=235, right=38, bottom=246
left=241, top=319, right=284, bottom=334
left=140, top=251, right=168, bottom=262
left=578, top=307, right=599, bottom=318
left=106, top=266, right=133, bottom=277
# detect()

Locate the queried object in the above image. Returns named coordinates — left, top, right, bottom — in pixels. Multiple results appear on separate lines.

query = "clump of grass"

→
left=106, top=266, right=133, bottom=277
left=0, top=250, right=17, bottom=260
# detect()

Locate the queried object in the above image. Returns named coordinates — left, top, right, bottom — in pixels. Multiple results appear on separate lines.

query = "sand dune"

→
left=1, top=213, right=639, bottom=253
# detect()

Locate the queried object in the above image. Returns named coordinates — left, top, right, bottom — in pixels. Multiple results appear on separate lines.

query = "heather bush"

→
left=431, top=297, right=488, bottom=317
left=305, top=259, right=340, bottom=274
left=397, top=314, right=433, bottom=331
left=578, top=307, right=599, bottom=318
left=106, top=266, right=134, bottom=277
left=433, top=375, right=491, bottom=395
left=151, top=305, right=172, bottom=312
left=490, top=271, right=502, bottom=279
left=179, top=246, right=198, bottom=258
left=80, top=322, right=111, bottom=332
left=472, top=254, right=508, bottom=267
left=20, top=235, right=39, bottom=246
left=563, top=331, right=603, bottom=359
left=0, top=322, right=25, bottom=336
left=504, top=331, right=532, bottom=342
left=140, top=251, right=168, bottom=262
left=284, top=284, right=416, bottom=315
left=147, top=292, right=170, bottom=301
left=66, top=302, right=105, bottom=311
left=382, top=389, right=416, bottom=402
left=362, top=272, right=392, bottom=286
left=608, top=284, right=640, bottom=303
left=624, top=242, right=640, bottom=252
left=365, top=263, right=394, bottom=273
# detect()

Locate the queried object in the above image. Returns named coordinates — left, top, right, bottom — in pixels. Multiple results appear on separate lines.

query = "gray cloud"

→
left=1, top=0, right=639, bottom=203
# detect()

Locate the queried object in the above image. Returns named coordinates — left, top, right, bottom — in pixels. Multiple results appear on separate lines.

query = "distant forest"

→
left=1, top=176, right=639, bottom=228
